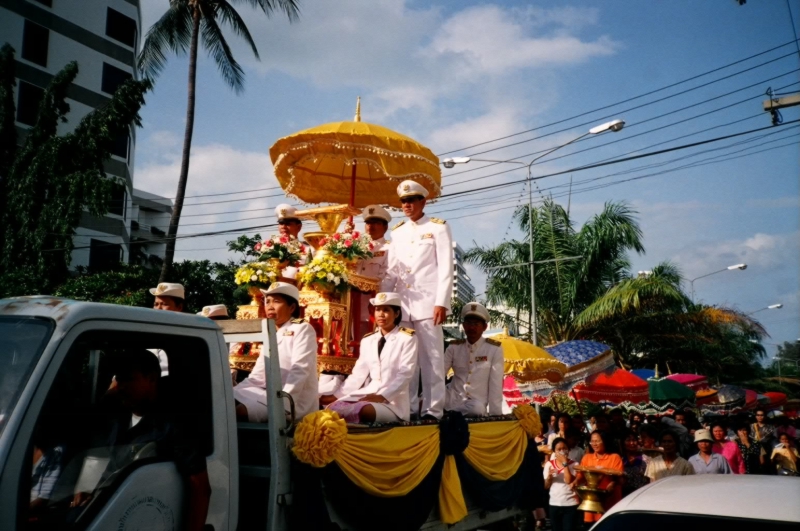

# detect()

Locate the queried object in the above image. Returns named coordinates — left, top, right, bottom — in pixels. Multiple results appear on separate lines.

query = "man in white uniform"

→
left=357, top=204, right=391, bottom=279
left=382, top=180, right=453, bottom=420
left=444, top=302, right=504, bottom=417
left=274, top=203, right=312, bottom=278
left=149, top=282, right=187, bottom=376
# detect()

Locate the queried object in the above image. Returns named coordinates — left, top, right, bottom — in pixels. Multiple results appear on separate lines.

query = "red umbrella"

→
left=502, top=375, right=530, bottom=408
left=744, top=389, right=760, bottom=410
left=665, top=373, right=709, bottom=391
left=764, top=391, right=787, bottom=409
left=572, top=368, right=649, bottom=405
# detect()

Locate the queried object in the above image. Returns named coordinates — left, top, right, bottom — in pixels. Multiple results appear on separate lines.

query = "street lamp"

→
left=688, top=263, right=747, bottom=302
left=749, top=303, right=783, bottom=315
left=442, top=119, right=626, bottom=345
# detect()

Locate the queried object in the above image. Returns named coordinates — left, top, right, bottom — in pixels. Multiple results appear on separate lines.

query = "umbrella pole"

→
left=571, top=389, right=585, bottom=419
left=349, top=163, right=357, bottom=221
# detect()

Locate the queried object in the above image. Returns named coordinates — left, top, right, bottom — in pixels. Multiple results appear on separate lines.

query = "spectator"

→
left=750, top=409, right=776, bottom=448
left=576, top=430, right=624, bottom=525
left=621, top=430, right=648, bottom=496
left=770, top=433, right=799, bottom=476
left=543, top=438, right=580, bottom=531
left=711, top=422, right=746, bottom=474
left=571, top=414, right=586, bottom=434
left=689, top=429, right=732, bottom=475
left=565, top=428, right=585, bottom=463
left=734, top=422, right=765, bottom=474
left=645, top=431, right=694, bottom=481
left=547, top=414, right=573, bottom=446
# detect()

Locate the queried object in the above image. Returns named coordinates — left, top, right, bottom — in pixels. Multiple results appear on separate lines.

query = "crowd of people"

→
left=534, top=406, right=799, bottom=530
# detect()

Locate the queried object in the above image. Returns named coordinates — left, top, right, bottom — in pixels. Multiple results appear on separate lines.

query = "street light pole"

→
left=688, top=263, right=747, bottom=302
left=748, top=303, right=783, bottom=315
left=442, top=119, right=625, bottom=345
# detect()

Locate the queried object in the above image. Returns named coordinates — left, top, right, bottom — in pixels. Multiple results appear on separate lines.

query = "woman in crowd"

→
left=771, top=432, right=799, bottom=476
left=735, top=422, right=765, bottom=474
left=621, top=430, right=648, bottom=496
left=711, top=421, right=746, bottom=474
left=547, top=414, right=573, bottom=447
left=543, top=438, right=580, bottom=531
left=645, top=430, right=694, bottom=481
left=322, top=292, right=418, bottom=423
left=233, top=283, right=318, bottom=423
left=576, top=430, right=624, bottom=525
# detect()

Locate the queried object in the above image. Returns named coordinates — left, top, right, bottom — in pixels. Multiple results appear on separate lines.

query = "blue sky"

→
left=134, top=0, right=800, bottom=359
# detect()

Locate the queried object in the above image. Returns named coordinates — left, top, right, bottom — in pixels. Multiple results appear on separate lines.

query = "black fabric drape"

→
left=319, top=455, right=445, bottom=531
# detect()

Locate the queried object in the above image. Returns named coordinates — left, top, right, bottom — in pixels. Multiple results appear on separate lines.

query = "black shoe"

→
left=421, top=414, right=439, bottom=422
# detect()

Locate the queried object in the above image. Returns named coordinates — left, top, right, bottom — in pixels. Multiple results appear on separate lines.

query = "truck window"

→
left=20, top=330, right=213, bottom=530
left=0, top=317, right=54, bottom=438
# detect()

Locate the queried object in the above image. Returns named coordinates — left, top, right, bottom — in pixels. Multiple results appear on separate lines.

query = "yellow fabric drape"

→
left=463, top=421, right=528, bottom=481
left=438, top=455, right=468, bottom=525
left=334, top=425, right=440, bottom=497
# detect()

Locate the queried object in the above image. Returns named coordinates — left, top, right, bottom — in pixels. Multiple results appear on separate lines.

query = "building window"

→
left=111, top=129, right=129, bottom=159
left=22, top=20, right=49, bottom=67
left=106, top=8, right=137, bottom=48
left=89, top=239, right=122, bottom=271
left=16, top=81, right=44, bottom=126
left=108, top=183, right=127, bottom=217
left=101, top=63, right=132, bottom=95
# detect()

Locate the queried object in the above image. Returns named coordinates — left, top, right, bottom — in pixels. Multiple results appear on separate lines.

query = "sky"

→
left=133, top=0, right=800, bottom=360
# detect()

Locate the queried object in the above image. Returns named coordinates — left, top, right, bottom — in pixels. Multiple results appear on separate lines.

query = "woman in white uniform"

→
left=233, top=282, right=318, bottom=423
left=323, top=292, right=418, bottom=423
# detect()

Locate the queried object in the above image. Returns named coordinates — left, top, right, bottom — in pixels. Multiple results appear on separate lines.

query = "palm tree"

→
left=465, top=199, right=644, bottom=344
left=138, top=0, right=300, bottom=282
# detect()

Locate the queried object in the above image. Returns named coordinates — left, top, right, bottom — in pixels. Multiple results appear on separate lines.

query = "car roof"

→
left=598, top=475, right=800, bottom=523
left=0, top=296, right=220, bottom=332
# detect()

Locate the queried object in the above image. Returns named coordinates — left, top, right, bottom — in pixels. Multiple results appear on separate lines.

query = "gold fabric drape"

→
left=463, top=420, right=528, bottom=481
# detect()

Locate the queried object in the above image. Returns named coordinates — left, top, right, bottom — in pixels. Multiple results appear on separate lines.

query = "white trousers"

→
left=404, top=319, right=445, bottom=419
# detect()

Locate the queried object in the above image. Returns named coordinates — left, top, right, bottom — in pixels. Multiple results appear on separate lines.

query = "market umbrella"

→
left=665, top=373, right=709, bottom=391
left=502, top=375, right=530, bottom=408
left=269, top=98, right=441, bottom=209
left=544, top=340, right=616, bottom=389
left=572, top=368, right=650, bottom=405
left=493, top=329, right=568, bottom=402
left=763, top=391, right=788, bottom=409
left=744, top=389, right=759, bottom=410
left=627, top=377, right=695, bottom=414
left=631, top=368, right=656, bottom=381
left=700, top=384, right=746, bottom=415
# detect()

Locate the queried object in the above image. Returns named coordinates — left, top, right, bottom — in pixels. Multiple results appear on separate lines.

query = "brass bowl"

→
left=574, top=466, right=623, bottom=514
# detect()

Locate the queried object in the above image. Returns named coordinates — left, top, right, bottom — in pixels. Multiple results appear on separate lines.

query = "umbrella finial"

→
left=654, top=365, right=659, bottom=379
left=354, top=96, right=361, bottom=122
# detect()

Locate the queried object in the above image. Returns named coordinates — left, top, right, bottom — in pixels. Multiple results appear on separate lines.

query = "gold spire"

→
left=354, top=96, right=361, bottom=122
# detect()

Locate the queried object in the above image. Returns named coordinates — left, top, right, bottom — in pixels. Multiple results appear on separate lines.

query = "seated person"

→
left=321, top=292, right=418, bottom=423
left=233, top=282, right=318, bottom=423
left=73, top=349, right=210, bottom=531
left=29, top=426, right=65, bottom=512
left=443, top=302, right=503, bottom=417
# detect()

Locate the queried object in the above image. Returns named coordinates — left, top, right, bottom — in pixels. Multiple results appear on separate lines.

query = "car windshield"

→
left=0, top=316, right=54, bottom=437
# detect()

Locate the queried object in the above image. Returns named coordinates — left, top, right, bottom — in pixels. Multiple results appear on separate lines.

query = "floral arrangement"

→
left=234, top=261, right=280, bottom=288
left=254, top=234, right=307, bottom=265
left=298, top=254, right=350, bottom=294
left=317, top=231, right=374, bottom=262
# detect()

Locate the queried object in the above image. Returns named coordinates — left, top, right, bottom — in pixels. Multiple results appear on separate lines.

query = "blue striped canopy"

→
left=545, top=340, right=611, bottom=367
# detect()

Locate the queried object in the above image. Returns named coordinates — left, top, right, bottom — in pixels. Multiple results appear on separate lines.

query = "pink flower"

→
left=280, top=236, right=288, bottom=244
left=333, top=233, right=341, bottom=241
left=344, top=239, right=353, bottom=247
left=300, top=244, right=306, bottom=252
left=352, top=231, right=360, bottom=238
left=254, top=242, right=262, bottom=251
left=266, top=240, right=273, bottom=247
left=368, top=243, right=374, bottom=250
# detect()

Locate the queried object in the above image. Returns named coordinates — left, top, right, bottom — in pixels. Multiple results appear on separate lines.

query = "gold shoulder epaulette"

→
left=392, top=220, right=405, bottom=230
left=485, top=338, right=501, bottom=347
left=399, top=327, right=415, bottom=336
left=451, top=339, right=466, bottom=345
left=430, top=217, right=446, bottom=224
left=362, top=330, right=377, bottom=338
left=291, top=318, right=305, bottom=324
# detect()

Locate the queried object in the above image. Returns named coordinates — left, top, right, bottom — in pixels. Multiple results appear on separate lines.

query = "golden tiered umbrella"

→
left=269, top=98, right=441, bottom=209
left=494, top=328, right=568, bottom=385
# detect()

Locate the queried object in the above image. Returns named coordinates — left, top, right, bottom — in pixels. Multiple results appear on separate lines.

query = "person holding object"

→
left=443, top=302, right=504, bottom=417
left=382, top=180, right=453, bottom=420
left=322, top=292, right=418, bottom=423
left=233, top=282, right=318, bottom=422
left=576, top=430, right=624, bottom=525
left=543, top=438, right=580, bottom=531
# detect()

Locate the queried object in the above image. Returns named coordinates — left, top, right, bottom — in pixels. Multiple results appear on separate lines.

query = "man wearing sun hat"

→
left=358, top=204, right=392, bottom=279
left=148, top=282, right=187, bottom=376
left=274, top=203, right=312, bottom=279
left=444, top=302, right=504, bottom=417
left=688, top=429, right=733, bottom=474
left=197, top=304, right=229, bottom=320
left=382, top=180, right=454, bottom=420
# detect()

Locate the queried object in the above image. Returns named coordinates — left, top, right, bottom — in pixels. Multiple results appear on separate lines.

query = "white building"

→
left=444, top=242, right=477, bottom=339
left=0, top=0, right=170, bottom=270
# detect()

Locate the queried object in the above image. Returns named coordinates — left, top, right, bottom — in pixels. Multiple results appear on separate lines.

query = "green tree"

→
left=0, top=45, right=150, bottom=296
left=138, top=0, right=300, bottom=283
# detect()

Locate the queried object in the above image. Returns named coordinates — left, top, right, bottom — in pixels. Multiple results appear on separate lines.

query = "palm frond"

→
left=137, top=3, right=193, bottom=80
left=215, top=0, right=260, bottom=59
left=200, top=12, right=246, bottom=92
left=231, top=0, right=301, bottom=21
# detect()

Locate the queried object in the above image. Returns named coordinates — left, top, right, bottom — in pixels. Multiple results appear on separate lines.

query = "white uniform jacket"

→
left=233, top=318, right=318, bottom=421
left=335, top=326, right=418, bottom=421
left=381, top=215, right=454, bottom=321
left=357, top=237, right=389, bottom=280
left=444, top=337, right=504, bottom=416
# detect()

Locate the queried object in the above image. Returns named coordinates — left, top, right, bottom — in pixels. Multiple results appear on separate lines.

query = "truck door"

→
left=6, top=324, right=219, bottom=531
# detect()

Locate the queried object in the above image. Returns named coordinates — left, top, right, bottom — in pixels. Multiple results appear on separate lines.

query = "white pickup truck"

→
left=0, top=297, right=527, bottom=531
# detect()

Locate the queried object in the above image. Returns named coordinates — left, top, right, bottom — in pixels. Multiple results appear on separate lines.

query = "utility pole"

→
left=763, top=92, right=800, bottom=125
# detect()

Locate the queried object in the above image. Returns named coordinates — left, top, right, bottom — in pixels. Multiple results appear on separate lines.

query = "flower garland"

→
left=318, top=230, right=374, bottom=262
left=298, top=253, right=350, bottom=294
left=255, top=234, right=306, bottom=264
left=234, top=261, right=281, bottom=288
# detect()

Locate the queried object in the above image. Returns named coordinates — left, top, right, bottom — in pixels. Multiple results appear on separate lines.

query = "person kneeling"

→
left=443, top=302, right=504, bottom=417
left=322, top=292, right=418, bottom=423
left=233, top=282, right=318, bottom=423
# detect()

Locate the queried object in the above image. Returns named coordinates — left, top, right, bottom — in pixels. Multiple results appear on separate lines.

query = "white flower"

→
left=327, top=273, right=334, bottom=281
left=256, top=270, right=262, bottom=275
left=333, top=277, right=340, bottom=285
left=250, top=274, right=258, bottom=282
